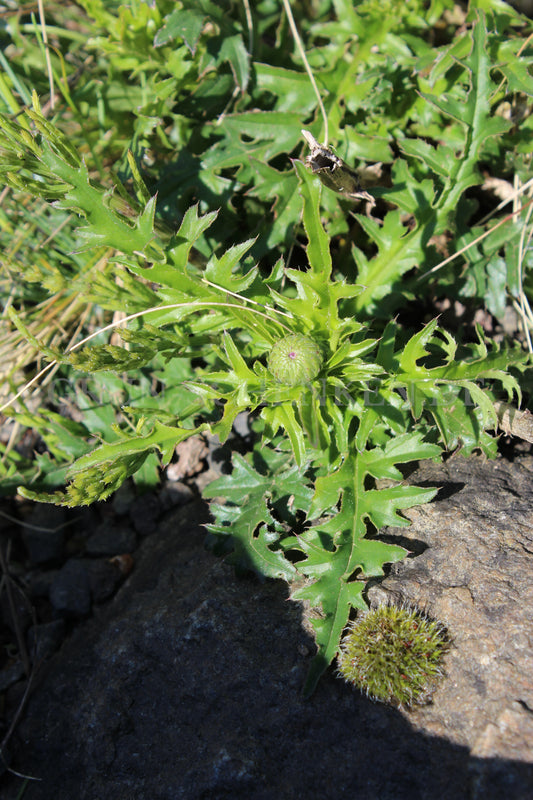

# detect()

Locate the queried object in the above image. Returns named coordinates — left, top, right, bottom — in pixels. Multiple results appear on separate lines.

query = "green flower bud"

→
left=267, top=334, right=323, bottom=386
left=337, top=604, right=449, bottom=707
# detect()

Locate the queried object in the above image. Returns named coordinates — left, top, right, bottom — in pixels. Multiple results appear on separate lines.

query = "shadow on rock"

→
left=4, top=496, right=533, bottom=800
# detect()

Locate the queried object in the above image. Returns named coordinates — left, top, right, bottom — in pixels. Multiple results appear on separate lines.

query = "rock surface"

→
left=4, top=454, right=533, bottom=799
left=48, top=558, right=92, bottom=617
left=85, top=522, right=137, bottom=556
left=370, top=452, right=533, bottom=792
left=20, top=505, right=68, bottom=565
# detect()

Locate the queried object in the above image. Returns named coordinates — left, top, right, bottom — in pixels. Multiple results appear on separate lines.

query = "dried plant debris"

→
left=301, top=130, right=375, bottom=206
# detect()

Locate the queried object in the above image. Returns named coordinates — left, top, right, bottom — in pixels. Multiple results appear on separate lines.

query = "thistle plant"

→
left=1, top=2, right=531, bottom=694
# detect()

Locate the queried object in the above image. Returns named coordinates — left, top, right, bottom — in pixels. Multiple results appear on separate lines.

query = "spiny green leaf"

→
left=214, top=111, right=304, bottom=162
left=255, top=63, right=318, bottom=112
left=72, top=421, right=206, bottom=472
left=219, top=34, right=250, bottom=92
left=155, top=7, right=206, bottom=52
left=204, top=453, right=308, bottom=580
left=399, top=318, right=440, bottom=372
left=294, top=159, right=332, bottom=279
left=293, top=436, right=439, bottom=692
left=399, top=139, right=454, bottom=178
left=204, top=238, right=257, bottom=291
left=262, top=402, right=308, bottom=468
left=295, top=580, right=367, bottom=697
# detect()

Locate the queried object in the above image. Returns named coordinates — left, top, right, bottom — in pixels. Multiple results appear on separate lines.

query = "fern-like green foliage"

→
left=1, top=2, right=531, bottom=693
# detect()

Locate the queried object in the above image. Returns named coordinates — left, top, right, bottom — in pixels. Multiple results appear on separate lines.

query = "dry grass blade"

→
left=281, top=0, right=329, bottom=146
left=513, top=179, right=533, bottom=353
left=418, top=187, right=533, bottom=282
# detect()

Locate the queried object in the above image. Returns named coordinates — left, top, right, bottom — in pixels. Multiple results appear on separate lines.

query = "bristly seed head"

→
left=337, top=602, right=450, bottom=707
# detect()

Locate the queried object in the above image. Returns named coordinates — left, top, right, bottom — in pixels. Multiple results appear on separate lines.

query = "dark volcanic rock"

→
left=4, top=455, right=533, bottom=800
left=85, top=522, right=137, bottom=556
left=48, top=559, right=91, bottom=617
left=20, top=505, right=68, bottom=564
left=86, top=558, right=126, bottom=603
left=27, top=620, right=66, bottom=662
left=128, top=492, right=160, bottom=536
